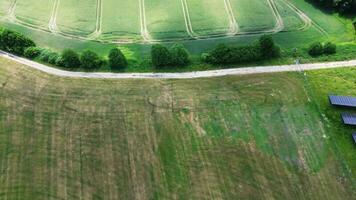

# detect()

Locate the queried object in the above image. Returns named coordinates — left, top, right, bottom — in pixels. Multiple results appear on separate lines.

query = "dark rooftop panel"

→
left=341, top=113, right=356, bottom=125
left=329, top=95, right=356, bottom=108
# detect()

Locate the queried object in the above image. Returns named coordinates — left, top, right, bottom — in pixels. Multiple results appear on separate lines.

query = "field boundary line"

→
left=0, top=50, right=355, bottom=79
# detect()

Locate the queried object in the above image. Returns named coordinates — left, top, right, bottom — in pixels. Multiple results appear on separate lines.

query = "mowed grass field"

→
left=0, top=57, right=355, bottom=199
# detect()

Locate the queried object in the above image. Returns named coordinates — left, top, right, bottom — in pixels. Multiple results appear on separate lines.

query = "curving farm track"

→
left=0, top=50, right=355, bottom=79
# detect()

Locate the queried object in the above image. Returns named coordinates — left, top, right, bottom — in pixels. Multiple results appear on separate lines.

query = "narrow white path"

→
left=0, top=50, right=355, bottom=79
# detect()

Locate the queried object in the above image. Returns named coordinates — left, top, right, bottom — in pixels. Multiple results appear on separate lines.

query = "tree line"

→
left=308, top=0, right=355, bottom=14
left=0, top=27, right=339, bottom=71
left=0, top=27, right=128, bottom=70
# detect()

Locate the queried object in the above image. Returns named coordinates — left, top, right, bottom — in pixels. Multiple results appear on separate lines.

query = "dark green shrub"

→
left=308, top=42, right=324, bottom=57
left=24, top=47, right=42, bottom=59
left=259, top=35, right=280, bottom=58
left=61, top=49, right=81, bottom=68
left=231, top=45, right=262, bottom=63
left=323, top=42, right=336, bottom=55
left=80, top=50, right=102, bottom=69
left=108, top=48, right=127, bottom=70
left=208, top=44, right=233, bottom=64
left=0, top=29, right=36, bottom=55
left=37, top=49, right=59, bottom=65
left=55, top=56, right=65, bottom=67
left=151, top=44, right=171, bottom=67
left=48, top=52, right=60, bottom=65
left=204, top=43, right=262, bottom=64
left=38, top=49, right=53, bottom=62
left=201, top=53, right=212, bottom=63
left=170, top=44, right=190, bottom=66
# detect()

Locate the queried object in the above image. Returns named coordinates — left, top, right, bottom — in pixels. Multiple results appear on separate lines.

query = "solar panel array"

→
left=328, top=95, right=356, bottom=144
left=329, top=95, right=356, bottom=107
left=341, top=113, right=356, bottom=126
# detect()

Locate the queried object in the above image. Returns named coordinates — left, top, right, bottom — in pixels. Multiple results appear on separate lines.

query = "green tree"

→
left=259, top=35, right=280, bottom=58
left=208, top=44, right=233, bottom=64
left=0, top=29, right=36, bottom=55
left=108, top=48, right=127, bottom=70
left=170, top=44, right=190, bottom=66
left=308, top=42, right=324, bottom=57
left=80, top=50, right=102, bottom=69
left=151, top=44, right=171, bottom=67
left=61, top=49, right=81, bottom=68
left=24, top=47, right=42, bottom=59
left=323, top=42, right=336, bottom=55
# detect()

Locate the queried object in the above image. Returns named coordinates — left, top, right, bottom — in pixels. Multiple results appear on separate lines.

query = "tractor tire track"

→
left=223, top=0, right=238, bottom=35
left=139, top=0, right=151, bottom=42
left=267, top=0, right=284, bottom=33
left=282, top=0, right=327, bottom=35
left=7, top=0, right=17, bottom=21
left=180, top=0, right=198, bottom=39
left=88, top=0, right=102, bottom=39
left=49, top=0, right=60, bottom=33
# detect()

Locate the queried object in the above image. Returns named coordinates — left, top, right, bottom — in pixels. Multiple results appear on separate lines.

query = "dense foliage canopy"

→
left=308, top=0, right=355, bottom=14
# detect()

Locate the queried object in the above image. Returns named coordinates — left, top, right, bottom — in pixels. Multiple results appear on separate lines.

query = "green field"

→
left=145, top=0, right=189, bottom=39
left=231, top=0, right=277, bottom=32
left=0, top=57, right=355, bottom=199
left=0, top=0, right=353, bottom=60
left=100, top=0, right=141, bottom=41
left=186, top=0, right=231, bottom=36
left=56, top=0, right=97, bottom=36
left=1, top=0, right=347, bottom=43
left=14, top=0, right=54, bottom=29
left=0, top=0, right=12, bottom=15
